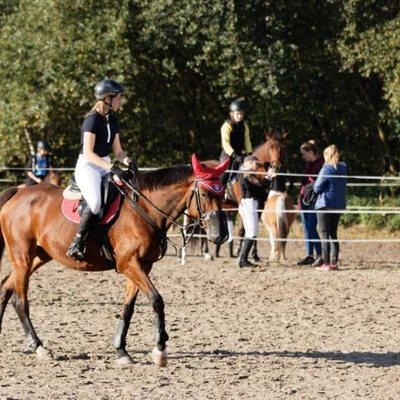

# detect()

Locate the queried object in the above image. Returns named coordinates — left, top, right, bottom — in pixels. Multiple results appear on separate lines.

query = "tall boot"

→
left=228, top=241, right=234, bottom=258
left=235, top=238, right=243, bottom=257
left=251, top=239, right=261, bottom=263
left=238, top=238, right=254, bottom=268
left=67, top=206, right=98, bottom=261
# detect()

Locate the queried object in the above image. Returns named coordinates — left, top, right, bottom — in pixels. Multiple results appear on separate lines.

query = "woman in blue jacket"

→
left=313, top=145, right=347, bottom=271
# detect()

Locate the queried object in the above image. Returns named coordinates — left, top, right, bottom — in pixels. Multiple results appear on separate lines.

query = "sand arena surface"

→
left=0, top=222, right=400, bottom=399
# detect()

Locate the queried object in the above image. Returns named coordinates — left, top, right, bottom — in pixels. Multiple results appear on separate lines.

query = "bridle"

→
left=111, top=175, right=218, bottom=257
left=265, top=139, right=283, bottom=172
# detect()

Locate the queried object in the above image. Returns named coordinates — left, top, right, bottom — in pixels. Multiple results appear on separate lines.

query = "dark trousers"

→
left=317, top=209, right=341, bottom=265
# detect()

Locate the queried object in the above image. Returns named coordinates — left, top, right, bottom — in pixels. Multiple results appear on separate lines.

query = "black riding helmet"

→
left=94, top=79, right=124, bottom=100
left=229, top=99, right=246, bottom=113
left=37, top=140, right=50, bottom=151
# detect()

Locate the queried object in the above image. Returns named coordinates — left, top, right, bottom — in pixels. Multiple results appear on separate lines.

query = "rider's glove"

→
left=128, top=160, right=139, bottom=175
left=231, top=152, right=243, bottom=163
left=111, top=165, right=132, bottom=181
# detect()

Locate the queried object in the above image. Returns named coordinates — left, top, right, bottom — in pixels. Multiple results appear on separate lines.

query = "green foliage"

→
left=0, top=0, right=400, bottom=192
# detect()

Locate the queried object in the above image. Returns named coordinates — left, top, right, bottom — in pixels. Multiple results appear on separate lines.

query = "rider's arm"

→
left=221, top=122, right=235, bottom=156
left=244, top=123, right=252, bottom=154
left=112, top=134, right=131, bottom=166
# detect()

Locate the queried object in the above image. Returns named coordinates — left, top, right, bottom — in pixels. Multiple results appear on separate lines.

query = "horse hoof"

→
left=36, top=346, right=53, bottom=360
left=116, top=354, right=134, bottom=365
left=203, top=253, right=213, bottom=261
left=151, top=347, right=168, bottom=367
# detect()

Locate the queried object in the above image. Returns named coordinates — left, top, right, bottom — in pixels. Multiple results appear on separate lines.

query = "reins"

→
left=110, top=176, right=208, bottom=258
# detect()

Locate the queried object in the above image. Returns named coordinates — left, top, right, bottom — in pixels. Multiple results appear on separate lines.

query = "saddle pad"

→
left=61, top=193, right=122, bottom=225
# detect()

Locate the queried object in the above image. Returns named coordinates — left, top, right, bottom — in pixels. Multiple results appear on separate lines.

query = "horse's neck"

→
left=253, top=144, right=271, bottom=165
left=140, top=184, right=191, bottom=230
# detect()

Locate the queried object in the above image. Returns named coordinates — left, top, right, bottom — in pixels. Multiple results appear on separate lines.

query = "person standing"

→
left=66, top=79, right=138, bottom=262
left=314, top=145, right=347, bottom=271
left=237, top=156, right=270, bottom=268
left=26, top=140, right=52, bottom=186
left=296, top=140, right=324, bottom=267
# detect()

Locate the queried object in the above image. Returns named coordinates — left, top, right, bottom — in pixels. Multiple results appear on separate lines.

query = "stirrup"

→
left=67, top=239, right=86, bottom=262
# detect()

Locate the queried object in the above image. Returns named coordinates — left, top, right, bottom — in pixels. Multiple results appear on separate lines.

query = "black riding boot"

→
left=238, top=238, right=255, bottom=268
left=251, top=240, right=261, bottom=263
left=235, top=238, right=243, bottom=257
left=67, top=207, right=97, bottom=261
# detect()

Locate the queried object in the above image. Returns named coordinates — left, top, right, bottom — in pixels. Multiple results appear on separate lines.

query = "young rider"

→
left=67, top=79, right=138, bottom=262
left=220, top=99, right=253, bottom=185
left=26, top=140, right=52, bottom=186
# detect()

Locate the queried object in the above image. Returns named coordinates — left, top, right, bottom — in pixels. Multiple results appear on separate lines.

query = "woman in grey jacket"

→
left=313, top=145, right=347, bottom=270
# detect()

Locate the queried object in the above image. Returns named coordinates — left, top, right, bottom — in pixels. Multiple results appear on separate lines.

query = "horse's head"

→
left=187, top=154, right=230, bottom=245
left=253, top=132, right=289, bottom=171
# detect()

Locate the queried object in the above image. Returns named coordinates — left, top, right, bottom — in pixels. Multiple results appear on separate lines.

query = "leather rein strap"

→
left=110, top=178, right=205, bottom=260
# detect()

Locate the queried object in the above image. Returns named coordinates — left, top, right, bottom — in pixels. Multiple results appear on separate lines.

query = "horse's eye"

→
left=200, top=191, right=208, bottom=199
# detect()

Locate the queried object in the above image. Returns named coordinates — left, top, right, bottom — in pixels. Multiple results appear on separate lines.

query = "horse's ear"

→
left=265, top=132, right=273, bottom=140
left=282, top=131, right=290, bottom=140
left=214, top=157, right=230, bottom=176
left=191, top=154, right=205, bottom=174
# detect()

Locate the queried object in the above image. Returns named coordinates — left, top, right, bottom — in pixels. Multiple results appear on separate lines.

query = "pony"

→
left=198, top=132, right=289, bottom=260
left=261, top=192, right=295, bottom=262
left=0, top=154, right=229, bottom=366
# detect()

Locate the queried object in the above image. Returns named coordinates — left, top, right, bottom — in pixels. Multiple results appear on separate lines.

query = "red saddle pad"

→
left=61, top=194, right=122, bottom=224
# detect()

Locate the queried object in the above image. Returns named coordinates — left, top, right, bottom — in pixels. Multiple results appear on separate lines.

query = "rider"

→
left=67, top=79, right=138, bottom=262
left=26, top=140, right=52, bottom=186
left=220, top=99, right=253, bottom=186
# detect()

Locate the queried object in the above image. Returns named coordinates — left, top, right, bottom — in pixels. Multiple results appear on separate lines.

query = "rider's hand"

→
left=128, top=161, right=139, bottom=175
left=231, top=152, right=243, bottom=163
left=111, top=165, right=132, bottom=182
left=36, top=178, right=42, bottom=183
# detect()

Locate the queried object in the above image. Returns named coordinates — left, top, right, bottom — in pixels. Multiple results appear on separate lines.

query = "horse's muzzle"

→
left=205, top=210, right=229, bottom=245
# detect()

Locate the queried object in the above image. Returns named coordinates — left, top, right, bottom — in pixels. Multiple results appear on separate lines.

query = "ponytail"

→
left=323, top=145, right=340, bottom=169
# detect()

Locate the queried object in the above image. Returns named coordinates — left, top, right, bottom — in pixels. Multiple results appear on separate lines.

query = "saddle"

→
left=62, top=175, right=122, bottom=224
left=62, top=174, right=123, bottom=268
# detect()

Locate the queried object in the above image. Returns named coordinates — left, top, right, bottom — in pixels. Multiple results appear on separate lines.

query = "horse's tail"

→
left=275, top=194, right=289, bottom=256
left=0, top=187, right=20, bottom=266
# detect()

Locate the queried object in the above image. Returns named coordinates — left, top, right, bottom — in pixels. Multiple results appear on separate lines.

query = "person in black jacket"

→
left=237, top=156, right=270, bottom=267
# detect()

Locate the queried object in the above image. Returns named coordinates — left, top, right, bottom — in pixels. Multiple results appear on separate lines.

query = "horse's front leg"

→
left=113, top=279, right=139, bottom=365
left=121, top=262, right=169, bottom=367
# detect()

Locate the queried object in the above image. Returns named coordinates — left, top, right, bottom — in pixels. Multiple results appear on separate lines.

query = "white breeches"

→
left=74, top=154, right=111, bottom=215
left=239, top=198, right=259, bottom=238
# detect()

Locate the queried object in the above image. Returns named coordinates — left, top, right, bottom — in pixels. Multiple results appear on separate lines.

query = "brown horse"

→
left=0, top=154, right=229, bottom=366
left=261, top=192, right=295, bottom=262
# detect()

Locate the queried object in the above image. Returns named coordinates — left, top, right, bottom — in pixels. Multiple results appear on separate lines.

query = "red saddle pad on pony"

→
left=61, top=194, right=122, bottom=225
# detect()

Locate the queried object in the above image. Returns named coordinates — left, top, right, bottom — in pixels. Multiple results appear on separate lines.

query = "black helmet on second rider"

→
left=94, top=79, right=124, bottom=100
left=37, top=140, right=50, bottom=151
left=229, top=99, right=246, bottom=113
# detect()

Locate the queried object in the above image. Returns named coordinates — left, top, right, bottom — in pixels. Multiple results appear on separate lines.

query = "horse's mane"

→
left=135, top=164, right=193, bottom=191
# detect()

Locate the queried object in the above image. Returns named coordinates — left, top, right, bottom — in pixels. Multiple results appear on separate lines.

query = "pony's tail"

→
left=0, top=187, right=19, bottom=268
left=275, top=194, right=289, bottom=256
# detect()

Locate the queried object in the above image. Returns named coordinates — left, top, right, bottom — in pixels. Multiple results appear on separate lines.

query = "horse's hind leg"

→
left=113, top=279, right=139, bottom=365
left=0, top=272, right=14, bottom=334
left=10, top=254, right=52, bottom=360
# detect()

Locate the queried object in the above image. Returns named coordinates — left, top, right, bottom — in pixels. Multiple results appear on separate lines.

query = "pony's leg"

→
left=113, top=279, right=139, bottom=365
left=266, top=225, right=277, bottom=262
left=122, top=264, right=169, bottom=367
left=201, top=237, right=213, bottom=260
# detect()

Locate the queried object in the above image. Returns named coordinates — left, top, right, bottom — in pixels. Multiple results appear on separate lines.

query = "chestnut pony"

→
left=201, top=132, right=289, bottom=259
left=0, top=154, right=229, bottom=366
